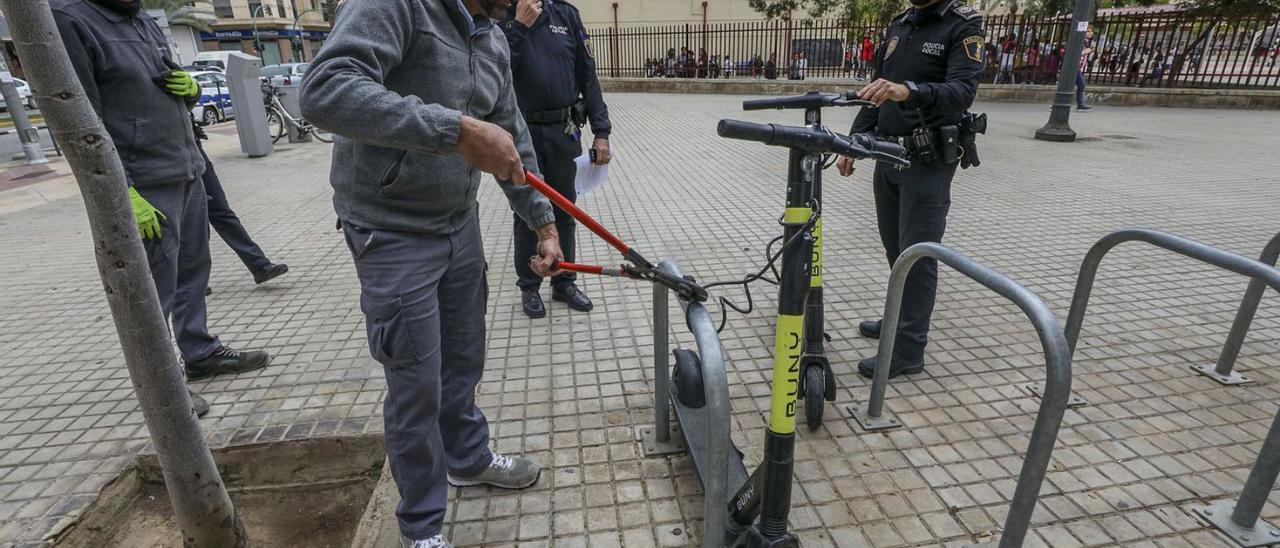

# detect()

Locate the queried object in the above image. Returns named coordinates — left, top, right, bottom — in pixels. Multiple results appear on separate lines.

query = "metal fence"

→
left=589, top=11, right=1280, bottom=89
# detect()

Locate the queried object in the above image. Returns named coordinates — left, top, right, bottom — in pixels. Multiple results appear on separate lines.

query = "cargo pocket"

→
left=360, top=292, right=422, bottom=368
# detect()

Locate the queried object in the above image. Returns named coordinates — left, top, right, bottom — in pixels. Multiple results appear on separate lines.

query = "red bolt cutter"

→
left=522, top=171, right=709, bottom=303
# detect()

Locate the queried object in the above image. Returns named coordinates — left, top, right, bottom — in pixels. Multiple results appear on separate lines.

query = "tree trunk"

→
left=0, top=2, right=246, bottom=547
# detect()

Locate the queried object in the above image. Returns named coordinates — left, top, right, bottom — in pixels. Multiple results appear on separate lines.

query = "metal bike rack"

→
left=1064, top=228, right=1280, bottom=386
left=846, top=242, right=1072, bottom=548
left=1194, top=405, right=1280, bottom=547
left=638, top=260, right=741, bottom=548
left=1194, top=230, right=1280, bottom=385
left=1057, top=229, right=1280, bottom=547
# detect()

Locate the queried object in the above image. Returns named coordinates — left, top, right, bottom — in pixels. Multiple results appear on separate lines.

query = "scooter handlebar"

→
left=741, top=91, right=874, bottom=111
left=716, top=120, right=837, bottom=152
left=718, top=119, right=910, bottom=167
left=850, top=133, right=908, bottom=161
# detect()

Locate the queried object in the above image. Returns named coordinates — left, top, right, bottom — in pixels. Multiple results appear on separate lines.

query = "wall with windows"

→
left=199, top=0, right=331, bottom=64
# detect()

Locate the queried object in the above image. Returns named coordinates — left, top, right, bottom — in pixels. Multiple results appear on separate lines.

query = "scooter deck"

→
left=669, top=384, right=751, bottom=497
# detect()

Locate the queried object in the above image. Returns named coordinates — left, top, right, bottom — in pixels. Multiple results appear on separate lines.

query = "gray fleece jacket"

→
left=300, top=0, right=554, bottom=234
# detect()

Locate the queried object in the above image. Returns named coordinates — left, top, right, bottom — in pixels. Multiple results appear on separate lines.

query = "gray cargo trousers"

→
left=340, top=211, right=494, bottom=539
left=139, top=178, right=222, bottom=363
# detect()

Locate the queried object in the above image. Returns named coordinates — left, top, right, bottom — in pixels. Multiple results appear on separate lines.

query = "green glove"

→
left=128, top=187, right=166, bottom=240
left=156, top=70, right=199, bottom=99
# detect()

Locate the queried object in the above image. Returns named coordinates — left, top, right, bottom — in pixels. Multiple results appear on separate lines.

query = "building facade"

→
left=574, top=0, right=816, bottom=27
left=200, top=0, right=332, bottom=65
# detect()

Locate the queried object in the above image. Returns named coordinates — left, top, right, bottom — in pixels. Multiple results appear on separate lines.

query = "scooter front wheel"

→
left=804, top=365, right=824, bottom=430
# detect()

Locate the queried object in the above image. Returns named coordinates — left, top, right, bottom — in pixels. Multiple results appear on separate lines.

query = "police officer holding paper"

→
left=504, top=0, right=613, bottom=318
left=835, top=0, right=985, bottom=379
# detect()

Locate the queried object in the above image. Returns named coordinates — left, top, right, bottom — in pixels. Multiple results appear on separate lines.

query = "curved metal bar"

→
left=657, top=261, right=731, bottom=548
left=864, top=242, right=1071, bottom=548
left=1063, top=229, right=1280, bottom=357
left=1211, top=231, right=1280, bottom=378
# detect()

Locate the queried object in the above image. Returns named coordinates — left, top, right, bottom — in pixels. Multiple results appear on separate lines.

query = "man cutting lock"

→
left=503, top=0, right=614, bottom=318
left=53, top=0, right=273, bottom=417
left=302, top=0, right=563, bottom=545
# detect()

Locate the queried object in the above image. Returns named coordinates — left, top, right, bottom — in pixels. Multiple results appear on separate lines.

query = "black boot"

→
left=186, top=347, right=271, bottom=380
left=858, top=319, right=882, bottom=339
left=857, top=355, right=924, bottom=379
left=552, top=284, right=593, bottom=312
left=253, top=262, right=289, bottom=284
left=522, top=289, right=546, bottom=319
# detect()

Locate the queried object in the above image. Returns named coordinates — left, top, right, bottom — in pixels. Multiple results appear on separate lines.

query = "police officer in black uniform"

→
left=504, top=0, right=613, bottom=318
left=835, top=0, right=984, bottom=379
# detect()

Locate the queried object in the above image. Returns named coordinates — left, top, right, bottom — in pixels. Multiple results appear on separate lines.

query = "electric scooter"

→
left=739, top=91, right=876, bottom=430
left=522, top=115, right=908, bottom=546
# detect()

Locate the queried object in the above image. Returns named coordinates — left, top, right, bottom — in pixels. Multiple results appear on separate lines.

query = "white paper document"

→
left=574, top=152, right=610, bottom=196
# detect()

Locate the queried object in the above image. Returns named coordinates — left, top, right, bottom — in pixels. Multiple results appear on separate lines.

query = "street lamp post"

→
left=1034, top=0, right=1094, bottom=142
left=250, top=4, right=270, bottom=58
left=291, top=8, right=323, bottom=61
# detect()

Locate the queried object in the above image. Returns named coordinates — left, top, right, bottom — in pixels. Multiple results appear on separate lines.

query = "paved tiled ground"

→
left=1, top=94, right=1279, bottom=547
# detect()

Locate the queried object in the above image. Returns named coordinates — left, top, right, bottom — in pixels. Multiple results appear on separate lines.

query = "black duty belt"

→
left=522, top=106, right=572, bottom=124
left=879, top=132, right=936, bottom=163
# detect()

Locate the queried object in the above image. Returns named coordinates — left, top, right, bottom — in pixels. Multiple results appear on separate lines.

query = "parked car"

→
left=0, top=78, right=37, bottom=111
left=190, top=71, right=236, bottom=126
left=192, top=51, right=236, bottom=73
left=258, top=63, right=309, bottom=86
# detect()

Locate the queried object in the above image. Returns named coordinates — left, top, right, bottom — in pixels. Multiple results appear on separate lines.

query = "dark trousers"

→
left=514, top=121, right=580, bottom=291
left=199, top=146, right=271, bottom=273
left=139, top=178, right=222, bottom=362
left=342, top=212, right=493, bottom=539
left=872, top=160, right=957, bottom=362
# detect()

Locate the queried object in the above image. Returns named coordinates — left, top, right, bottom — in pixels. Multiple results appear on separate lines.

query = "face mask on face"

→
left=90, top=0, right=142, bottom=16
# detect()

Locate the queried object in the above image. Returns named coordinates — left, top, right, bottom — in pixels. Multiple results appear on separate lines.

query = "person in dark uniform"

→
left=191, top=120, right=290, bottom=286
left=503, top=0, right=612, bottom=318
left=835, top=0, right=984, bottom=379
left=53, top=0, right=273, bottom=416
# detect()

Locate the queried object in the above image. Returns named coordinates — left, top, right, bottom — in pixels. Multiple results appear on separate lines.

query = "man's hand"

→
left=858, top=78, right=910, bottom=107
left=155, top=70, right=199, bottom=99
left=591, top=137, right=611, bottom=165
left=530, top=224, right=564, bottom=277
left=836, top=156, right=856, bottom=177
left=128, top=187, right=166, bottom=240
left=459, top=116, right=526, bottom=185
left=515, top=0, right=542, bottom=27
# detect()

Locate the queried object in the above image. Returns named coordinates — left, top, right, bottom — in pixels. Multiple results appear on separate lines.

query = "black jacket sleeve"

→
left=571, top=9, right=611, bottom=137
left=51, top=11, right=104, bottom=116
left=904, top=17, right=984, bottom=115
left=851, top=39, right=888, bottom=134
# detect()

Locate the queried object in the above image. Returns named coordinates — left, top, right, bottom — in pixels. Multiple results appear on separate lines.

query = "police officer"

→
left=53, top=0, right=272, bottom=416
left=302, top=0, right=562, bottom=545
left=835, top=0, right=984, bottom=379
left=503, top=0, right=613, bottom=318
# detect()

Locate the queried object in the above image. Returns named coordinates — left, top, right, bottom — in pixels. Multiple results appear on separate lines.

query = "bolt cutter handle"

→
left=553, top=261, right=641, bottom=279
left=523, top=171, right=708, bottom=302
left=524, top=171, right=632, bottom=256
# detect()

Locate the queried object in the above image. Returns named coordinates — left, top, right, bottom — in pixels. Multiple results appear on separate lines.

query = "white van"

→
left=192, top=51, right=238, bottom=73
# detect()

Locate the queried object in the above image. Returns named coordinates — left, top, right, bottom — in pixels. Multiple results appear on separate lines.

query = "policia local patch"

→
left=963, top=36, right=984, bottom=63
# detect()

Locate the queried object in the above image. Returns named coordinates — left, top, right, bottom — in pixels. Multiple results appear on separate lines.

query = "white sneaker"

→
left=400, top=534, right=452, bottom=548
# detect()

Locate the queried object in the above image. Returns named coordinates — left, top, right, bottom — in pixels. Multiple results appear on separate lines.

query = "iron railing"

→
left=589, top=11, right=1280, bottom=89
